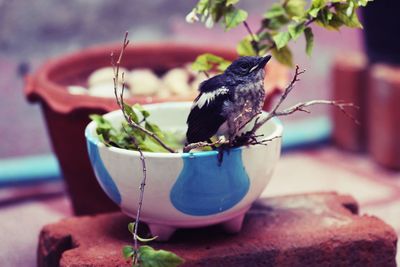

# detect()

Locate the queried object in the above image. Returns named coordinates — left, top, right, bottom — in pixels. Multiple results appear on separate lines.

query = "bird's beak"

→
left=250, top=55, right=272, bottom=73
left=258, top=55, right=271, bottom=69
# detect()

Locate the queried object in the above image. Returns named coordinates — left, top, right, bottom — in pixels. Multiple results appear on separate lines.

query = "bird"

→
left=186, top=55, right=271, bottom=144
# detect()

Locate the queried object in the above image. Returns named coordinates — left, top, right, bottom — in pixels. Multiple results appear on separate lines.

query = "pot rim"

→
left=85, top=102, right=283, bottom=158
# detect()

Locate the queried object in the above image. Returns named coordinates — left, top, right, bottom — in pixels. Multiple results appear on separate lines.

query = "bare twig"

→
left=111, top=33, right=176, bottom=154
left=243, top=21, right=260, bottom=55
left=244, top=66, right=359, bottom=138
left=202, top=70, right=210, bottom=78
left=269, top=65, right=305, bottom=116
left=243, top=65, right=305, bottom=135
left=183, top=137, right=229, bottom=153
left=111, top=32, right=142, bottom=264
left=274, top=100, right=359, bottom=120
left=183, top=133, right=282, bottom=153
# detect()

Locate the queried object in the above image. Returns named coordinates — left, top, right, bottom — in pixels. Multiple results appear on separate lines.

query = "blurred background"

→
left=0, top=0, right=399, bottom=266
left=0, top=0, right=363, bottom=158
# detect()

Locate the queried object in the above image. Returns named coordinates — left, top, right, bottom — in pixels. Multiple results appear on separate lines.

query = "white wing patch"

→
left=193, top=87, right=229, bottom=109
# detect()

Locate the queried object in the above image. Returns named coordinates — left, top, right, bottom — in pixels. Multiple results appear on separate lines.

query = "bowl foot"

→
left=147, top=223, right=176, bottom=241
left=221, top=213, right=246, bottom=233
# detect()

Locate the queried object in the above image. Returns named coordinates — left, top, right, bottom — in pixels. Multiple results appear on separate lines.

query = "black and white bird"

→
left=186, top=55, right=271, bottom=144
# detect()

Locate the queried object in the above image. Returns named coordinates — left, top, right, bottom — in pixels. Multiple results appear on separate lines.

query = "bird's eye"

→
left=240, top=63, right=249, bottom=71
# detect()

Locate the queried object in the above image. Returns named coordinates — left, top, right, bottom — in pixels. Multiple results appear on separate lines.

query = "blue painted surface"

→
left=170, top=149, right=250, bottom=216
left=0, top=154, right=61, bottom=187
left=85, top=130, right=122, bottom=205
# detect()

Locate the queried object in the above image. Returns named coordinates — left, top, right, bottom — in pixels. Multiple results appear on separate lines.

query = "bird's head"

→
left=225, top=55, right=271, bottom=81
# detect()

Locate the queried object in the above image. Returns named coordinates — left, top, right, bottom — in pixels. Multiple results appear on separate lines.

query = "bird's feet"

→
left=216, top=138, right=234, bottom=166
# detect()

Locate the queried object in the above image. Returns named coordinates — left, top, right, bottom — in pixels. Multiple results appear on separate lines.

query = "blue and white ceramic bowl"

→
left=85, top=102, right=282, bottom=240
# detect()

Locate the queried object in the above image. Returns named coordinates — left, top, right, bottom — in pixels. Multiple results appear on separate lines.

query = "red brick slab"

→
left=37, top=192, right=397, bottom=267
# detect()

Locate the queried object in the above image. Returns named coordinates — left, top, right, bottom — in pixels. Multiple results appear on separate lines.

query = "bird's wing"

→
left=186, top=87, right=231, bottom=143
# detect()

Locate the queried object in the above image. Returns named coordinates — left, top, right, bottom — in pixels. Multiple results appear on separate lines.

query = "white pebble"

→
left=88, top=83, right=131, bottom=98
left=190, top=72, right=209, bottom=91
left=127, top=69, right=162, bottom=96
left=162, top=68, right=191, bottom=95
left=156, top=87, right=172, bottom=99
left=88, top=67, right=128, bottom=87
left=67, top=85, right=88, bottom=95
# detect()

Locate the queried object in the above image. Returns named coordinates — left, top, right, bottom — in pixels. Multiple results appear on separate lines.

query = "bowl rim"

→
left=85, top=102, right=283, bottom=158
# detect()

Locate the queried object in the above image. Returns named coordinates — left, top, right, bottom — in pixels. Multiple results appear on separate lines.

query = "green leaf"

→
left=271, top=46, right=293, bottom=66
left=136, top=235, right=158, bottom=243
left=123, top=123, right=146, bottom=141
left=217, top=61, right=230, bottom=71
left=90, top=114, right=113, bottom=130
left=288, top=23, right=306, bottom=40
left=128, top=222, right=158, bottom=242
left=272, top=31, right=291, bottom=50
left=195, top=0, right=209, bottom=13
left=316, top=7, right=334, bottom=27
left=264, top=4, right=285, bottom=19
left=139, top=246, right=184, bottom=267
left=128, top=222, right=135, bottom=234
left=133, top=103, right=150, bottom=119
left=122, top=245, right=135, bottom=259
left=123, top=103, right=139, bottom=124
left=162, top=131, right=185, bottom=150
left=236, top=36, right=257, bottom=56
left=191, top=53, right=231, bottom=72
left=311, top=0, right=326, bottom=9
left=226, top=0, right=239, bottom=6
left=145, top=122, right=164, bottom=139
left=358, top=0, right=370, bottom=7
left=304, top=27, right=314, bottom=56
left=139, top=137, right=167, bottom=152
left=191, top=55, right=211, bottom=72
left=285, top=0, right=307, bottom=18
left=223, top=6, right=248, bottom=31
left=258, top=31, right=272, bottom=41
left=327, top=13, right=344, bottom=30
left=334, top=3, right=363, bottom=28
left=308, top=7, right=320, bottom=18
left=262, top=15, right=291, bottom=30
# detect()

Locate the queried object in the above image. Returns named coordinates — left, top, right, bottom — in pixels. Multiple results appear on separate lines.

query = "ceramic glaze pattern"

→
left=86, top=131, right=122, bottom=205
left=170, top=149, right=250, bottom=216
left=84, top=102, right=282, bottom=233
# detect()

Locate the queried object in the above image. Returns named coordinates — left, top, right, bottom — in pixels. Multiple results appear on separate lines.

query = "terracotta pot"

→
left=367, top=64, right=400, bottom=169
left=331, top=53, right=367, bottom=152
left=25, top=42, right=285, bottom=215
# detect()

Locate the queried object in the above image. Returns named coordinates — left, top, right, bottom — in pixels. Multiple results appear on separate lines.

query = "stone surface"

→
left=37, top=192, right=398, bottom=267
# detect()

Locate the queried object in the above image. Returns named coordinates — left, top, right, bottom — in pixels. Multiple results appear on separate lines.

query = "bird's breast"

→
left=225, top=82, right=265, bottom=134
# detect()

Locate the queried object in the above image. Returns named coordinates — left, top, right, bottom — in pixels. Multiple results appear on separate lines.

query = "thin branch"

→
left=269, top=65, right=305, bottom=115
left=243, top=21, right=260, bottom=55
left=183, top=134, right=282, bottom=153
left=244, top=66, right=359, bottom=137
left=111, top=32, right=142, bottom=265
left=183, top=137, right=229, bottom=153
left=111, top=32, right=176, bottom=154
left=274, top=100, right=358, bottom=119
left=247, top=65, right=305, bottom=134
left=202, top=70, right=210, bottom=78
